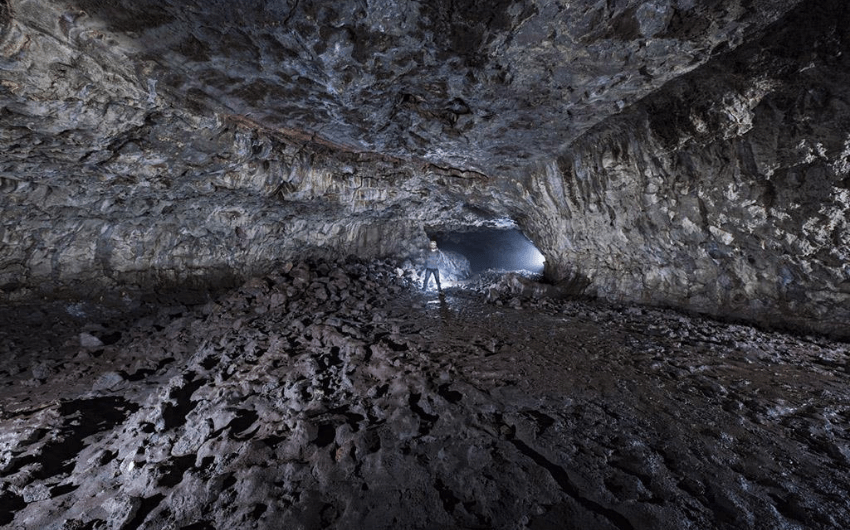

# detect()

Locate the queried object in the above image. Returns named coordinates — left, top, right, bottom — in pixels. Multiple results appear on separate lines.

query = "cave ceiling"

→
left=5, top=0, right=850, bottom=339
left=1, top=0, right=802, bottom=175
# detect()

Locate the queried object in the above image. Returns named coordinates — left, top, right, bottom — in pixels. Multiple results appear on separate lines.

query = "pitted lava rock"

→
left=1, top=259, right=848, bottom=529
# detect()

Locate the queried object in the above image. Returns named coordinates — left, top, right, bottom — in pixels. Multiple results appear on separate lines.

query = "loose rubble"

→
left=1, top=258, right=849, bottom=529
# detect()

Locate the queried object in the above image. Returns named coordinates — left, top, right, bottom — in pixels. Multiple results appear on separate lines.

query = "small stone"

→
left=31, top=362, right=53, bottom=380
left=93, top=371, right=125, bottom=391
left=79, top=332, right=104, bottom=349
left=105, top=495, right=142, bottom=528
left=59, top=519, right=87, bottom=530
left=22, top=483, right=51, bottom=503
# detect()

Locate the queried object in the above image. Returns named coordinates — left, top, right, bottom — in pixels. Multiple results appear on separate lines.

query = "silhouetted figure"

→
left=422, top=240, right=443, bottom=292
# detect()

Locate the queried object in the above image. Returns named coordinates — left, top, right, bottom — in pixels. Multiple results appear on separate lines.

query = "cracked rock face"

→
left=1, top=0, right=849, bottom=336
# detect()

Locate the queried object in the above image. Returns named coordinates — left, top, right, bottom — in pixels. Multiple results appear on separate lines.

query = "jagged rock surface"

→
left=0, top=0, right=799, bottom=173
left=522, top=2, right=850, bottom=337
left=1, top=2, right=848, bottom=337
left=1, top=2, right=849, bottom=527
left=1, top=259, right=849, bottom=529
left=3, top=1, right=850, bottom=527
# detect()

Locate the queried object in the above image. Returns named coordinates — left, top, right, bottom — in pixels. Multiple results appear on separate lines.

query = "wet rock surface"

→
left=1, top=259, right=848, bottom=529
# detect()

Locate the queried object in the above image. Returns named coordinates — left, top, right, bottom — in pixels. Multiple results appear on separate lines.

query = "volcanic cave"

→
left=1, top=0, right=850, bottom=528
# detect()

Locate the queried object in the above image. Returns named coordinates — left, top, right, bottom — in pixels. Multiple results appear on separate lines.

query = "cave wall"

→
left=0, top=0, right=518, bottom=299
left=2, top=0, right=847, bottom=337
left=0, top=110, right=452, bottom=298
left=522, top=2, right=850, bottom=337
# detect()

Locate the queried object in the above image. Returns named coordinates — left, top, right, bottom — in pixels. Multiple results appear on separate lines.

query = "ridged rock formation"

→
left=523, top=2, right=850, bottom=337
left=1, top=0, right=848, bottom=336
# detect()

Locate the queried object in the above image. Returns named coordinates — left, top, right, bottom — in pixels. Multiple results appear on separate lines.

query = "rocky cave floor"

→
left=1, top=259, right=849, bottom=530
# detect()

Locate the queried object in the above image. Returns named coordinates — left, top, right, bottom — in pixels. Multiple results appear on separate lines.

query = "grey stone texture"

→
left=1, top=0, right=848, bottom=336
left=2, top=259, right=849, bottom=529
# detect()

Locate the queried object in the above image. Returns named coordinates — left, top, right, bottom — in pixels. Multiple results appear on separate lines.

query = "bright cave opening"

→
left=429, top=228, right=546, bottom=276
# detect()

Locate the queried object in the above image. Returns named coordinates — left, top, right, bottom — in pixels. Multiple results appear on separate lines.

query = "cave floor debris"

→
left=1, top=259, right=849, bottom=529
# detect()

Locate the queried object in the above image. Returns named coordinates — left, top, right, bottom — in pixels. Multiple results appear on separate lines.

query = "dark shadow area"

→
left=430, top=228, right=545, bottom=274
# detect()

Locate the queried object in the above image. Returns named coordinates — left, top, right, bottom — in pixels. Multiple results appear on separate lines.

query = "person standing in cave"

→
left=422, top=240, right=444, bottom=293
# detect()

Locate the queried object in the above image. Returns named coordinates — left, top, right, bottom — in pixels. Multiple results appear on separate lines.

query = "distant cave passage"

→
left=431, top=228, right=545, bottom=275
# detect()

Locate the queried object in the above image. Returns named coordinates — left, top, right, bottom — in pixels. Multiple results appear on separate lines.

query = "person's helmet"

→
left=429, top=241, right=437, bottom=250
